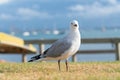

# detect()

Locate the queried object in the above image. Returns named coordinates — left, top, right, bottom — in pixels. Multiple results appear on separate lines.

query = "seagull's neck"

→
left=70, top=28, right=79, bottom=33
left=67, top=28, right=80, bottom=38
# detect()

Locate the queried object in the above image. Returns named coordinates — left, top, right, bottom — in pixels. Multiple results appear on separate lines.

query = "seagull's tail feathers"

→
left=28, top=48, right=49, bottom=62
left=28, top=54, right=42, bottom=62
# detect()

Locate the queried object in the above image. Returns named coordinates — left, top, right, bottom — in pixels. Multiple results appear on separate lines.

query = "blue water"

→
left=0, top=29, right=120, bottom=62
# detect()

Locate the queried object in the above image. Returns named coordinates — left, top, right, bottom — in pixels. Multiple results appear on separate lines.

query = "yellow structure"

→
left=0, top=32, right=36, bottom=62
left=0, top=32, right=24, bottom=46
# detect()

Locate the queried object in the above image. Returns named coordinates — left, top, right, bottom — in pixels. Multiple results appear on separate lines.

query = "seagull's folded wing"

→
left=44, top=39, right=72, bottom=57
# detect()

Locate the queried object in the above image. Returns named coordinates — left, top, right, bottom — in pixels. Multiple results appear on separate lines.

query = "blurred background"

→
left=0, top=0, right=120, bottom=62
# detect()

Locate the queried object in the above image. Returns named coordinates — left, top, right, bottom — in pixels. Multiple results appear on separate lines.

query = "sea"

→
left=0, top=28, right=120, bottom=62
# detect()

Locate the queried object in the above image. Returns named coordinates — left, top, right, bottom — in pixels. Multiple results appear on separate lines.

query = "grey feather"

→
left=44, top=39, right=72, bottom=57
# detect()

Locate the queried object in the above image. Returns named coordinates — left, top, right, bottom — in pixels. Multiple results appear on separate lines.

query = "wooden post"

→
left=39, top=44, right=45, bottom=54
left=72, top=54, right=77, bottom=62
left=22, top=54, right=26, bottom=62
left=115, top=43, right=120, bottom=60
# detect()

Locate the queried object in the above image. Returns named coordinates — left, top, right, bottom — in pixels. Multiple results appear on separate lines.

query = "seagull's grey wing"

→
left=44, top=39, right=72, bottom=57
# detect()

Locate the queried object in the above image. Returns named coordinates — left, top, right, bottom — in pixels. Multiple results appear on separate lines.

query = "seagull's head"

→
left=70, top=20, right=79, bottom=30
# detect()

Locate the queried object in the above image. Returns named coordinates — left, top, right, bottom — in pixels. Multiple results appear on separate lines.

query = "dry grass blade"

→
left=0, top=62, right=120, bottom=80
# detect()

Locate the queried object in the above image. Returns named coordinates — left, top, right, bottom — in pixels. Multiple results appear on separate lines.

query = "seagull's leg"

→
left=65, top=59, right=68, bottom=71
left=58, top=60, right=61, bottom=71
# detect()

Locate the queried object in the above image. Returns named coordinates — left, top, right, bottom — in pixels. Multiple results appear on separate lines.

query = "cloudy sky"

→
left=0, top=0, right=120, bottom=31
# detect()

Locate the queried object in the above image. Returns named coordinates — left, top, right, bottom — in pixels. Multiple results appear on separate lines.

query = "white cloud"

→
left=100, top=0, right=117, bottom=5
left=108, top=0, right=117, bottom=4
left=0, top=13, right=13, bottom=20
left=17, top=8, right=40, bottom=17
left=0, top=8, right=52, bottom=20
left=68, top=0, right=120, bottom=18
left=17, top=8, right=52, bottom=19
left=0, top=0, right=11, bottom=4
left=69, top=5, right=84, bottom=11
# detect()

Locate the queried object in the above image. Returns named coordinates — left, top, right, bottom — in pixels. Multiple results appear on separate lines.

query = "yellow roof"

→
left=0, top=32, right=24, bottom=46
left=0, top=32, right=36, bottom=53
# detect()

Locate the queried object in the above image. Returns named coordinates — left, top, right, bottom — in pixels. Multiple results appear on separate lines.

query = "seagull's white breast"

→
left=60, top=29, right=81, bottom=60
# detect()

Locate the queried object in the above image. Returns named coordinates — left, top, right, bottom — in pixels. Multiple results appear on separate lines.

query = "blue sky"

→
left=0, top=0, right=120, bottom=31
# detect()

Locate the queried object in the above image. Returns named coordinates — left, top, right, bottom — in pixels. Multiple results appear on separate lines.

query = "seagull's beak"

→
left=74, top=24, right=77, bottom=27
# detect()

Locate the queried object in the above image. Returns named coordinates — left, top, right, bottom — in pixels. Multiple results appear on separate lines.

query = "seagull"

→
left=28, top=20, right=81, bottom=71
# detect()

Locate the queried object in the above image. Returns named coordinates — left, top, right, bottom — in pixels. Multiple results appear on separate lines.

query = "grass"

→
left=0, top=61, right=120, bottom=80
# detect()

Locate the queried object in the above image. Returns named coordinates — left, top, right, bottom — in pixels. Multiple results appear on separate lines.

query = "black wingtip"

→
left=28, top=54, right=42, bottom=62
left=28, top=59, right=33, bottom=62
left=31, top=54, right=41, bottom=59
